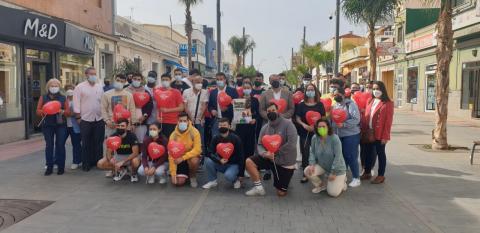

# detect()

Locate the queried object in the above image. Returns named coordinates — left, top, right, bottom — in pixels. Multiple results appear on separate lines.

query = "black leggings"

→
left=299, top=133, right=314, bottom=170
left=365, top=141, right=387, bottom=176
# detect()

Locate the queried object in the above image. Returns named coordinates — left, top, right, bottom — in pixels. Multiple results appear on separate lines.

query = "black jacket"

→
left=208, top=130, right=244, bottom=166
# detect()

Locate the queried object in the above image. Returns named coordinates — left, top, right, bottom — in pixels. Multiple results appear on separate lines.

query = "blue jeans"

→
left=211, top=118, right=219, bottom=138
left=42, top=125, right=67, bottom=169
left=194, top=123, right=206, bottom=155
left=365, top=141, right=387, bottom=176
left=340, top=133, right=360, bottom=179
left=205, top=157, right=239, bottom=183
left=66, top=127, right=82, bottom=164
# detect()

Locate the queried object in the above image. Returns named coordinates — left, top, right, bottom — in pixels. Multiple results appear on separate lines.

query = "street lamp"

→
left=330, top=0, right=341, bottom=75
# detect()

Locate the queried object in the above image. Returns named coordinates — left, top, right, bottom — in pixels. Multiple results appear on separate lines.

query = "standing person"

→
left=97, top=119, right=141, bottom=182
left=145, top=71, right=158, bottom=126
left=278, top=72, right=292, bottom=91
left=157, top=73, right=185, bottom=138
left=235, top=74, right=244, bottom=87
left=361, top=81, right=394, bottom=184
left=182, top=70, right=192, bottom=88
left=296, top=73, right=313, bottom=92
left=103, top=79, right=113, bottom=92
left=295, top=84, right=325, bottom=183
left=304, top=119, right=347, bottom=197
left=64, top=84, right=82, bottom=170
left=73, top=67, right=105, bottom=171
left=168, top=112, right=202, bottom=187
left=321, top=78, right=345, bottom=100
left=350, top=82, right=361, bottom=95
left=37, top=79, right=70, bottom=175
left=331, top=87, right=362, bottom=188
left=127, top=73, right=153, bottom=143
left=251, top=72, right=265, bottom=96
left=235, top=82, right=260, bottom=180
left=202, top=118, right=244, bottom=189
left=259, top=74, right=294, bottom=120
left=172, top=68, right=190, bottom=93
left=245, top=103, right=298, bottom=197
left=208, top=72, right=238, bottom=137
left=138, top=123, right=169, bottom=184
left=183, top=74, right=209, bottom=155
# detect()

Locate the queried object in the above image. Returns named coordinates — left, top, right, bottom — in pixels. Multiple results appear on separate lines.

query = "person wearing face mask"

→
left=259, top=74, right=294, bottom=121
left=235, top=74, right=244, bottom=87
left=361, top=81, right=394, bottom=184
left=168, top=112, right=202, bottom=187
left=36, top=78, right=71, bottom=175
left=171, top=68, right=191, bottom=93
left=278, top=72, right=292, bottom=92
left=350, top=82, right=361, bottom=96
left=331, top=87, right=362, bottom=188
left=73, top=67, right=105, bottom=172
left=207, top=72, right=239, bottom=138
left=295, top=84, right=326, bottom=183
left=304, top=119, right=347, bottom=197
left=202, top=118, right=244, bottom=189
left=145, top=71, right=158, bottom=125
left=64, top=84, right=82, bottom=170
left=97, top=119, right=141, bottom=182
left=156, top=73, right=185, bottom=139
left=182, top=74, right=209, bottom=155
left=127, top=73, right=153, bottom=144
left=245, top=103, right=298, bottom=197
left=251, top=72, right=265, bottom=96
left=138, top=123, right=169, bottom=184
left=103, top=79, right=113, bottom=92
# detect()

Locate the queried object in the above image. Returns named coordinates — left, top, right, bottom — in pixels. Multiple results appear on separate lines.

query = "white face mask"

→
left=149, top=130, right=159, bottom=137
left=373, top=90, right=383, bottom=98
left=161, top=81, right=170, bottom=88
left=113, top=82, right=124, bottom=91
left=175, top=75, right=182, bottom=81
left=194, top=83, right=203, bottom=90
left=49, top=87, right=60, bottom=94
left=279, top=80, right=286, bottom=85
left=132, top=80, right=141, bottom=88
left=66, top=90, right=74, bottom=96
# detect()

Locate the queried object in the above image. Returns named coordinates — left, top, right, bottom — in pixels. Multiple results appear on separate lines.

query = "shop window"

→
left=407, top=67, right=418, bottom=104
left=0, top=42, right=22, bottom=120
left=397, top=26, right=404, bottom=44
left=152, top=62, right=158, bottom=74
left=453, top=0, right=467, bottom=7
left=59, top=53, right=93, bottom=87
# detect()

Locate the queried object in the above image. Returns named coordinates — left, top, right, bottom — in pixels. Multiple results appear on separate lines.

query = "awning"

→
left=163, top=59, right=188, bottom=72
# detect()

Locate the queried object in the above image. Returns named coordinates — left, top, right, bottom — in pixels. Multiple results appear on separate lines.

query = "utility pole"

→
left=242, top=27, right=246, bottom=67
left=216, top=0, right=222, bottom=72
left=169, top=15, right=173, bottom=40
left=291, top=47, right=294, bottom=69
left=302, top=26, right=306, bottom=65
left=334, top=0, right=340, bottom=75
left=250, top=48, right=253, bottom=67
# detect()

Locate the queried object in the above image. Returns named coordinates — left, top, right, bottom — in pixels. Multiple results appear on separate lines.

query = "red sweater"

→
left=141, top=135, right=169, bottom=168
left=362, top=100, right=394, bottom=141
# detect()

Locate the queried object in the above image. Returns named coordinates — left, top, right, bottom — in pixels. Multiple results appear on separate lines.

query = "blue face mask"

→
left=88, top=75, right=97, bottom=83
left=243, top=89, right=252, bottom=96
left=178, top=122, right=188, bottom=132
left=113, top=82, right=124, bottom=91
left=216, top=80, right=225, bottom=88
left=132, top=80, right=141, bottom=88
left=306, top=91, right=315, bottom=98
left=147, top=77, right=156, bottom=84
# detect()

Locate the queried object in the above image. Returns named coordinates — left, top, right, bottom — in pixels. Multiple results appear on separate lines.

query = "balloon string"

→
left=272, top=158, right=280, bottom=181
left=37, top=115, right=47, bottom=127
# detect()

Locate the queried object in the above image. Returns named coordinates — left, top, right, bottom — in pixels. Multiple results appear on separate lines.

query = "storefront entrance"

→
left=425, top=64, right=437, bottom=111
left=461, top=61, right=480, bottom=118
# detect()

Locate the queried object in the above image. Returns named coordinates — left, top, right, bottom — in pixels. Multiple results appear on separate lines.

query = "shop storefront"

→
left=0, top=5, right=95, bottom=143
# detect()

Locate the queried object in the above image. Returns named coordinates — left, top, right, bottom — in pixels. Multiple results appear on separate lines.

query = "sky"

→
left=116, top=0, right=365, bottom=76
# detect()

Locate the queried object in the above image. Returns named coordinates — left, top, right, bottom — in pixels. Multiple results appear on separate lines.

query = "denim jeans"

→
left=194, top=123, right=206, bottom=155
left=340, top=133, right=360, bottom=179
left=205, top=157, right=239, bottom=183
left=43, top=125, right=67, bottom=169
left=210, top=118, right=219, bottom=139
left=365, top=140, right=387, bottom=176
left=66, top=127, right=82, bottom=165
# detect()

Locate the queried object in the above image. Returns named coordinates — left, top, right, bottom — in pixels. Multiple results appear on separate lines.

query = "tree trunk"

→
left=235, top=55, right=241, bottom=74
left=185, top=4, right=193, bottom=70
left=432, top=0, right=453, bottom=150
left=242, top=52, right=246, bottom=68
left=368, top=23, right=377, bottom=81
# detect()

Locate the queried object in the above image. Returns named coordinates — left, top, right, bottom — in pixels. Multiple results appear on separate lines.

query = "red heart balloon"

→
left=270, top=99, right=287, bottom=113
left=261, top=134, right=282, bottom=153
left=216, top=142, right=234, bottom=160
left=236, top=87, right=244, bottom=98
left=113, top=104, right=131, bottom=123
left=352, top=92, right=367, bottom=110
left=218, top=92, right=232, bottom=108
left=320, top=98, right=332, bottom=113
left=148, top=142, right=166, bottom=160
left=293, top=91, right=304, bottom=105
left=345, top=88, right=352, bottom=97
left=133, top=92, right=151, bottom=108
left=42, top=100, right=61, bottom=115
left=154, top=89, right=172, bottom=108
left=167, top=140, right=185, bottom=159
left=106, top=136, right=122, bottom=151
left=306, top=111, right=322, bottom=126
left=331, top=109, right=347, bottom=124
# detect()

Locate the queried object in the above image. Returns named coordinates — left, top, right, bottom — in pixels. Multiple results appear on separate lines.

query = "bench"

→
left=471, top=141, right=480, bottom=165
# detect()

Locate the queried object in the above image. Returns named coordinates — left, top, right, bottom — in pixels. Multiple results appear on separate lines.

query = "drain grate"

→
left=0, top=199, right=53, bottom=231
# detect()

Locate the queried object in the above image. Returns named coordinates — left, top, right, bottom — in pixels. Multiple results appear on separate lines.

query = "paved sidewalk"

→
left=0, top=111, right=479, bottom=233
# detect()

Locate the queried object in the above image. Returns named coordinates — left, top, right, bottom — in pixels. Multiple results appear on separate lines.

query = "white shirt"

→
left=183, top=88, right=209, bottom=124
left=273, top=90, right=281, bottom=100
left=369, top=98, right=381, bottom=129
left=217, top=88, right=226, bottom=118
left=73, top=80, right=104, bottom=122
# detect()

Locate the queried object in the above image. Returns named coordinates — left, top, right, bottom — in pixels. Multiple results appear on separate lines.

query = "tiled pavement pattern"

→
left=0, top=110, right=479, bottom=233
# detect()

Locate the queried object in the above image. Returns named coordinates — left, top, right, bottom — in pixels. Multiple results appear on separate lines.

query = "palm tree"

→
left=242, top=35, right=256, bottom=68
left=342, top=0, right=398, bottom=81
left=179, top=0, right=202, bottom=70
left=228, top=35, right=245, bottom=74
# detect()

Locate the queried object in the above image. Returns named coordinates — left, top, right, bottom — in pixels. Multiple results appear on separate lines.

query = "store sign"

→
left=452, top=6, right=480, bottom=31
left=179, top=44, right=197, bottom=57
left=24, top=18, right=58, bottom=40
left=376, top=42, right=394, bottom=56
left=65, top=23, right=95, bottom=55
left=405, top=32, right=437, bottom=53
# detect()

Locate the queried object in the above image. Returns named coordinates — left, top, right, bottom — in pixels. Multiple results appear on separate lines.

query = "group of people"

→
left=37, top=66, right=394, bottom=197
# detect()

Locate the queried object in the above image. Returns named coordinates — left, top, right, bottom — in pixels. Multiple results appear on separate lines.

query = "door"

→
left=395, top=69, right=404, bottom=107
left=473, top=69, right=480, bottom=118
left=27, top=62, right=53, bottom=133
left=382, top=71, right=394, bottom=100
left=426, top=74, right=436, bottom=111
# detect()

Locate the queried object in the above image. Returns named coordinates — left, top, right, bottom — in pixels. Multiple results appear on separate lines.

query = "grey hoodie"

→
left=331, top=98, right=361, bottom=138
left=257, top=116, right=298, bottom=167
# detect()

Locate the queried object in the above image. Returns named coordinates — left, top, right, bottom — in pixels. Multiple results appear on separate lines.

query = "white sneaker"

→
left=245, top=186, right=266, bottom=196
left=202, top=180, right=218, bottom=189
left=158, top=176, right=167, bottom=184
left=105, top=170, right=114, bottom=178
left=349, top=178, right=361, bottom=188
left=343, top=182, right=348, bottom=191
left=130, top=174, right=139, bottom=183
left=70, top=164, right=79, bottom=170
left=312, top=186, right=326, bottom=194
left=113, top=169, right=127, bottom=181
left=233, top=180, right=241, bottom=189
left=146, top=176, right=155, bottom=184
left=190, top=178, right=198, bottom=188
left=244, top=172, right=250, bottom=178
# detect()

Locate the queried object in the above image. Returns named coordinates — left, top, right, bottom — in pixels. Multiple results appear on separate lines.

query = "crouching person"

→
left=202, top=118, right=244, bottom=189
left=138, top=123, right=169, bottom=184
left=304, top=119, right=347, bottom=197
left=97, top=119, right=141, bottom=182
left=169, top=112, right=201, bottom=187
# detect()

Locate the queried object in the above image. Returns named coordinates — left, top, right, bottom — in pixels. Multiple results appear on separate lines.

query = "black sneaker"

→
left=300, top=176, right=308, bottom=184
left=44, top=167, right=53, bottom=176
left=263, top=173, right=271, bottom=181
left=57, top=168, right=65, bottom=175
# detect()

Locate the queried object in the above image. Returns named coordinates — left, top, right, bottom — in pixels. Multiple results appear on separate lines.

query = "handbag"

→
left=361, top=129, right=376, bottom=144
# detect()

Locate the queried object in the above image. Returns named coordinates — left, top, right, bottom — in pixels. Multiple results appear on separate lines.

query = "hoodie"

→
left=168, top=122, right=202, bottom=176
left=331, top=98, right=361, bottom=138
left=208, top=130, right=244, bottom=166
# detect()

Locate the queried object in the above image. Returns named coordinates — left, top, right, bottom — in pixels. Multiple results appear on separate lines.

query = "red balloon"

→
left=306, top=111, right=322, bottom=126
left=293, top=91, right=304, bottom=105
left=216, top=142, right=234, bottom=160
left=113, top=104, right=131, bottom=123
left=270, top=99, right=287, bottom=113
left=42, top=100, right=61, bottom=115
left=236, top=87, right=244, bottom=98
left=320, top=98, right=332, bottom=113
left=106, top=136, right=122, bottom=151
left=345, top=88, right=352, bottom=97
left=331, top=109, right=347, bottom=124
left=352, top=92, right=368, bottom=110
left=167, top=140, right=185, bottom=159
left=148, top=142, right=166, bottom=160
left=154, top=89, right=172, bottom=108
left=218, top=92, right=232, bottom=108
left=133, top=92, right=151, bottom=108
left=261, top=134, right=283, bottom=153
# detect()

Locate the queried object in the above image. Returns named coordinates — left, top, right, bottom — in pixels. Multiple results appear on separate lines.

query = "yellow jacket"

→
left=168, top=122, right=202, bottom=176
